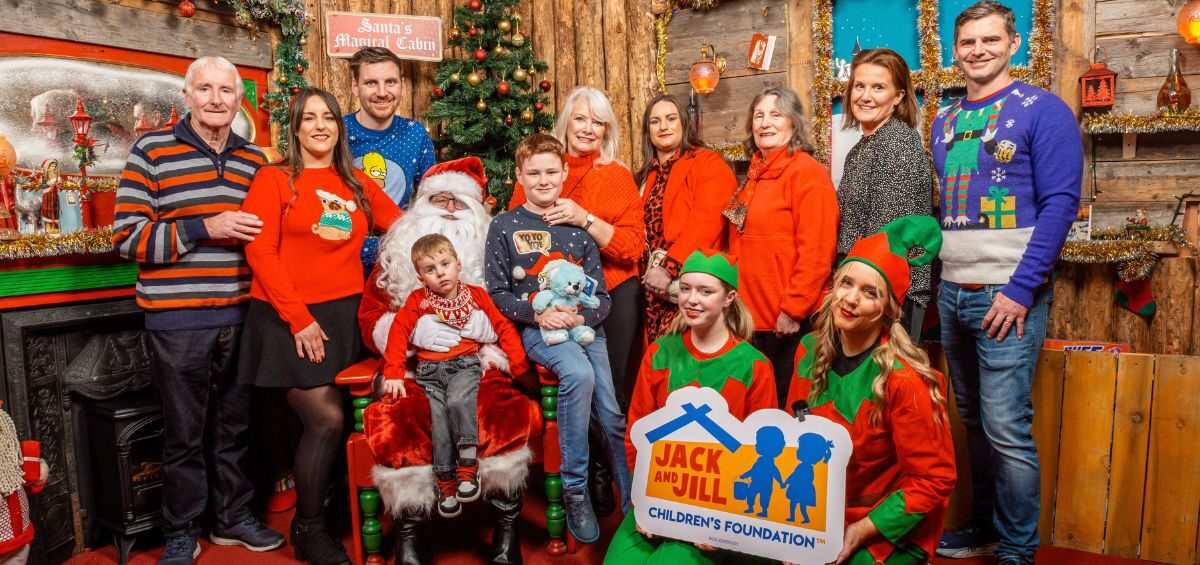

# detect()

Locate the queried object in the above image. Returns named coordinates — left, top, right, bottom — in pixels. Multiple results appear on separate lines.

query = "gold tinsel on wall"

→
left=1081, top=109, right=1200, bottom=134
left=1062, top=226, right=1199, bottom=281
left=0, top=228, right=116, bottom=261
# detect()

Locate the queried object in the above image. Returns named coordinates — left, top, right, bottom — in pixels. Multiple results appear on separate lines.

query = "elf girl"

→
left=606, top=249, right=776, bottom=564
left=786, top=216, right=956, bottom=564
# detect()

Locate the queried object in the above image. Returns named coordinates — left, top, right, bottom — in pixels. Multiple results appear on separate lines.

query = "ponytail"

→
left=663, top=284, right=755, bottom=341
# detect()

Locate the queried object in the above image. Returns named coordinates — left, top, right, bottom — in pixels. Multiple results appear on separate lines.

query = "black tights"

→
left=285, top=385, right=344, bottom=520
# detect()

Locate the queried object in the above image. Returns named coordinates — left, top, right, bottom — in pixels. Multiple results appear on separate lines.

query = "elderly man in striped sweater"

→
left=113, top=56, right=284, bottom=565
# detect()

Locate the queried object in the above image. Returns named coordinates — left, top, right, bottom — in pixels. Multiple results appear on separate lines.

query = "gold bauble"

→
left=504, top=177, right=513, bottom=186
left=512, top=67, right=528, bottom=82
left=520, top=108, right=535, bottom=123
left=450, top=73, right=461, bottom=83
left=498, top=19, right=512, bottom=32
left=511, top=33, right=525, bottom=47
left=449, top=27, right=461, bottom=39
left=477, top=99, right=488, bottom=111
left=466, top=72, right=482, bottom=86
left=493, top=45, right=505, bottom=56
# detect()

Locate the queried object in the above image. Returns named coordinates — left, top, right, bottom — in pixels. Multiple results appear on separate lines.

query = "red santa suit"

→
left=0, top=405, right=47, bottom=560
left=357, top=158, right=540, bottom=517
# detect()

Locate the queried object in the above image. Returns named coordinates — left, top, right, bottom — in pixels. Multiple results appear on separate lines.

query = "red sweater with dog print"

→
left=242, top=166, right=400, bottom=333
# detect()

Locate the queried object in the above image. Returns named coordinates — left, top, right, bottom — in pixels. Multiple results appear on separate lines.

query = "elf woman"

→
left=605, top=249, right=776, bottom=564
left=786, top=216, right=955, bottom=565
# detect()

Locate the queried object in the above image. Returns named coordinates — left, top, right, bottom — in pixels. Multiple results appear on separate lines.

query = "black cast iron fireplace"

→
left=0, top=299, right=158, bottom=565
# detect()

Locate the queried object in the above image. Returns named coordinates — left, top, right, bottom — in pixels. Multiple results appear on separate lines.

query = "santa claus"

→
left=358, top=157, right=538, bottom=565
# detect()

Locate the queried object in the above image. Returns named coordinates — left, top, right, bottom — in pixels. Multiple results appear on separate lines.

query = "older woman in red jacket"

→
left=635, top=94, right=737, bottom=347
left=725, top=85, right=839, bottom=407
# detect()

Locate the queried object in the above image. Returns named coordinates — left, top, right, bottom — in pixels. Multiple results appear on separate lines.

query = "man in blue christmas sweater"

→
left=345, top=46, right=436, bottom=209
left=932, top=3, right=1082, bottom=564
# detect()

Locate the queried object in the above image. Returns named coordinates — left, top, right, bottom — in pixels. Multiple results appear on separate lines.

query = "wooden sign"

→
left=629, top=387, right=852, bottom=562
left=325, top=11, right=443, bottom=61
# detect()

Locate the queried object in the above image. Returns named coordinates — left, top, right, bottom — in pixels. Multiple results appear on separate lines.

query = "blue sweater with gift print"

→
left=484, top=206, right=611, bottom=334
left=931, top=81, right=1082, bottom=308
left=345, top=113, right=436, bottom=208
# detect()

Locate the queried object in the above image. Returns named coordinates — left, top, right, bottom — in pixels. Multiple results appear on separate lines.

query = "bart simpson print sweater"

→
left=931, top=81, right=1082, bottom=308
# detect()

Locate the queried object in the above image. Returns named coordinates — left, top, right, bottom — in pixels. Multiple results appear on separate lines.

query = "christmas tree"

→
left=425, top=0, right=555, bottom=209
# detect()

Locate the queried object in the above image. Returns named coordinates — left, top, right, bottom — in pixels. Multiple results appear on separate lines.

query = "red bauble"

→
left=469, top=0, right=482, bottom=11
left=534, top=102, right=544, bottom=111
left=433, top=87, right=444, bottom=97
left=468, top=27, right=478, bottom=37
left=505, top=116, right=514, bottom=125
left=474, top=48, right=487, bottom=61
left=497, top=81, right=511, bottom=95
left=539, top=80, right=552, bottom=92
left=295, top=65, right=304, bottom=73
left=291, top=87, right=300, bottom=94
left=178, top=0, right=195, bottom=17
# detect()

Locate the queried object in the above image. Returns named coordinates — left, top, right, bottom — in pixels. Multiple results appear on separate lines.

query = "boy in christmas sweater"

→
left=381, top=233, right=527, bottom=519
left=485, top=134, right=630, bottom=545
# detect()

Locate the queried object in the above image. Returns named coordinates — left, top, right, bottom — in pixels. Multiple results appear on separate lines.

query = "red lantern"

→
left=35, top=104, right=58, bottom=141
left=164, top=105, right=180, bottom=128
left=689, top=43, right=725, bottom=95
left=1180, top=0, right=1200, bottom=44
left=69, top=97, right=93, bottom=144
left=1079, top=47, right=1117, bottom=110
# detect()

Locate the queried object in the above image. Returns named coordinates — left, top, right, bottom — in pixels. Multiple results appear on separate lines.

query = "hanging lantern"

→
left=1180, top=0, right=1200, bottom=44
left=36, top=104, right=58, bottom=140
left=1079, top=46, right=1117, bottom=110
left=689, top=43, right=726, bottom=94
left=69, top=97, right=93, bottom=144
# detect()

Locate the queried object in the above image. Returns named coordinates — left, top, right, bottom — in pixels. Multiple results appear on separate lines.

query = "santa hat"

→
left=679, top=248, right=740, bottom=289
left=512, top=251, right=579, bottom=281
left=841, top=216, right=942, bottom=306
left=416, top=156, right=488, bottom=203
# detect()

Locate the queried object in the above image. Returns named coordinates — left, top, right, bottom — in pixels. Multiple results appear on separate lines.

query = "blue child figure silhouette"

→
left=783, top=432, right=834, bottom=523
left=738, top=426, right=785, bottom=517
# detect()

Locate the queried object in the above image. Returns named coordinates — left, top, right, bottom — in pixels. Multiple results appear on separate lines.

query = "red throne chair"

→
left=335, top=360, right=577, bottom=564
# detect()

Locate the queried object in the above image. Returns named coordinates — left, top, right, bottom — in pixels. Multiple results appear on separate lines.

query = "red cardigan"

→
left=726, top=149, right=838, bottom=330
left=643, top=147, right=737, bottom=270
left=510, top=152, right=646, bottom=290
left=381, top=284, right=528, bottom=380
left=242, top=166, right=400, bottom=333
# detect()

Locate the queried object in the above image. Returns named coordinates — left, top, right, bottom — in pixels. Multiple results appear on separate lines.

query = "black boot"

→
left=588, top=458, right=616, bottom=518
left=290, top=516, right=350, bottom=565
left=393, top=512, right=431, bottom=565
left=487, top=493, right=524, bottom=565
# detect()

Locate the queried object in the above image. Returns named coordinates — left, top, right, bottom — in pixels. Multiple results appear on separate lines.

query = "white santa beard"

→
left=375, top=196, right=491, bottom=308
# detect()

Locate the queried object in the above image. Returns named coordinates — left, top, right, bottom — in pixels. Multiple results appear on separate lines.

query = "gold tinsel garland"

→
left=811, top=0, right=834, bottom=164
left=0, top=227, right=116, bottom=261
left=710, top=141, right=748, bottom=162
left=1060, top=225, right=1199, bottom=281
left=1081, top=109, right=1200, bottom=135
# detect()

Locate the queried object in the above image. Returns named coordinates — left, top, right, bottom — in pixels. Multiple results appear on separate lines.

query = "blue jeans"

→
left=938, top=281, right=1052, bottom=559
left=521, top=327, right=631, bottom=511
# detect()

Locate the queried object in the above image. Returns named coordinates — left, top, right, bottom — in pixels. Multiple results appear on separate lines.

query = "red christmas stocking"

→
left=1116, top=278, right=1156, bottom=318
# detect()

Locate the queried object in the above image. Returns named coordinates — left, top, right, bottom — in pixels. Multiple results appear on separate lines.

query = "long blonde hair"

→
left=664, top=281, right=755, bottom=342
left=811, top=263, right=948, bottom=427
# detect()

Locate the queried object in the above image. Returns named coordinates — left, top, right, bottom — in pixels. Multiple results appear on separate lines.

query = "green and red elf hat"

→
left=680, top=248, right=740, bottom=289
left=841, top=216, right=942, bottom=305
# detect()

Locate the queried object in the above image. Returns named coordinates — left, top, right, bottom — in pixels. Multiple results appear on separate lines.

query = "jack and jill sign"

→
left=630, top=387, right=852, bottom=562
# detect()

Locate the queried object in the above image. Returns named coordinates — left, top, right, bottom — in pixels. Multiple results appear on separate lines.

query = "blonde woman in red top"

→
left=724, top=86, right=839, bottom=407
left=508, top=86, right=646, bottom=410
left=633, top=93, right=737, bottom=346
left=238, top=87, right=399, bottom=565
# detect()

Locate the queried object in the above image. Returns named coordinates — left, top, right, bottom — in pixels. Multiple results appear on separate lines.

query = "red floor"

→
left=66, top=479, right=1165, bottom=564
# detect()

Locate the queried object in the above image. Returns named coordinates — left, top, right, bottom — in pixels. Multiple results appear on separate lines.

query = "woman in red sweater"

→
left=724, top=85, right=839, bottom=407
left=508, top=86, right=646, bottom=410
left=238, top=87, right=399, bottom=564
left=634, top=93, right=737, bottom=346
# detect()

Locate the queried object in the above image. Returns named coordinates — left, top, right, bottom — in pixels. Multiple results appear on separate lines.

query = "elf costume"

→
left=787, top=217, right=956, bottom=564
left=606, top=250, right=777, bottom=565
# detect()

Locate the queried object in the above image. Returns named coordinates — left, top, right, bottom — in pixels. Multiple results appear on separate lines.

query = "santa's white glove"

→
left=410, top=314, right=461, bottom=353
left=460, top=309, right=499, bottom=344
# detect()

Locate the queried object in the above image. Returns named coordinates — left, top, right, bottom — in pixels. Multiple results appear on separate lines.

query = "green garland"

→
left=73, top=143, right=97, bottom=171
left=222, top=0, right=312, bottom=150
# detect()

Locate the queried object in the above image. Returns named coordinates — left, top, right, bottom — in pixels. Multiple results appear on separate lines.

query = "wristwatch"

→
left=583, top=213, right=596, bottom=230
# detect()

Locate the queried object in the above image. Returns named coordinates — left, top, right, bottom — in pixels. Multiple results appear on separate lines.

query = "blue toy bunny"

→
left=530, top=259, right=600, bottom=345
left=783, top=432, right=834, bottom=523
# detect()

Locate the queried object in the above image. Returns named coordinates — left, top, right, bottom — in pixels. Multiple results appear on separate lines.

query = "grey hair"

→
left=552, top=86, right=620, bottom=165
left=183, top=56, right=243, bottom=99
left=743, top=85, right=813, bottom=155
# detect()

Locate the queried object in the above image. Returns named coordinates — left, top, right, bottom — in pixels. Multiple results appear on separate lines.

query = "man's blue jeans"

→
left=938, top=281, right=1053, bottom=559
left=521, top=327, right=632, bottom=511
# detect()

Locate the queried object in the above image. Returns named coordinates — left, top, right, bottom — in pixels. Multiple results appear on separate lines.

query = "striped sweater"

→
left=112, top=118, right=265, bottom=330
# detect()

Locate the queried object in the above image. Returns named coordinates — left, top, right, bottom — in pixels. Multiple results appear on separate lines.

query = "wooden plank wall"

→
left=944, top=349, right=1200, bottom=564
left=298, top=0, right=657, bottom=168
left=1089, top=0, right=1200, bottom=227
left=1048, top=258, right=1199, bottom=355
